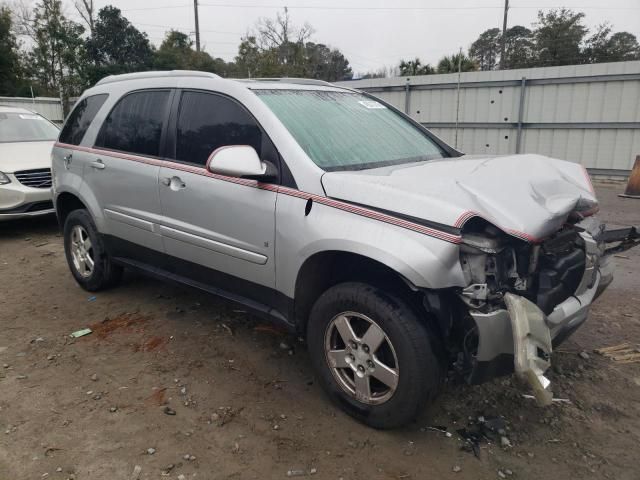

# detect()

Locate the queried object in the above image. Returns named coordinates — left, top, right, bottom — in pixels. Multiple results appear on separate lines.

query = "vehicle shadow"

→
left=0, top=214, right=59, bottom=239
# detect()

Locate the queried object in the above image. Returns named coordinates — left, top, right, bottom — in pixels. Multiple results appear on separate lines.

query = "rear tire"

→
left=63, top=209, right=123, bottom=291
left=307, top=282, right=444, bottom=429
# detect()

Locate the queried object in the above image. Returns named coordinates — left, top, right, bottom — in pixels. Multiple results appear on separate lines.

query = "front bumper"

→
left=0, top=174, right=53, bottom=221
left=468, top=268, right=605, bottom=380
left=468, top=232, right=618, bottom=402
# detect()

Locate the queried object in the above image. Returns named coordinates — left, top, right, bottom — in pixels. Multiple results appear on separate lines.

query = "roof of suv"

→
left=94, top=70, right=350, bottom=92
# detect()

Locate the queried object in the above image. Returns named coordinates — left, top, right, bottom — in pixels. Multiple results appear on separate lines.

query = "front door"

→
left=158, top=90, right=278, bottom=292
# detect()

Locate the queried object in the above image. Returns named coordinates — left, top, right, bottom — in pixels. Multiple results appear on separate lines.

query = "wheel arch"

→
left=293, top=250, right=432, bottom=334
left=55, top=191, right=89, bottom=229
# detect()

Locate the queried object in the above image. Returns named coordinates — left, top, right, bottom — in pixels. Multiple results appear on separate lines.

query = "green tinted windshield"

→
left=255, top=89, right=446, bottom=171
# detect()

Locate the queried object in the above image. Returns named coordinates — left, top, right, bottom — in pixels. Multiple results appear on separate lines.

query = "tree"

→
left=304, top=42, right=352, bottom=81
left=437, top=53, right=478, bottom=74
left=502, top=26, right=534, bottom=69
left=24, top=0, right=85, bottom=106
left=398, top=58, right=435, bottom=76
left=607, top=32, right=640, bottom=61
left=84, top=6, right=153, bottom=85
left=74, top=0, right=94, bottom=35
left=256, top=7, right=313, bottom=50
left=234, top=9, right=352, bottom=81
left=469, top=28, right=501, bottom=71
left=585, top=24, right=640, bottom=63
left=0, top=6, right=23, bottom=95
left=153, top=30, right=229, bottom=75
left=533, top=8, right=587, bottom=66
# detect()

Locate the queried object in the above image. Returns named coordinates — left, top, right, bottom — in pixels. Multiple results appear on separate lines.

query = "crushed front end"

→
left=453, top=216, right=639, bottom=404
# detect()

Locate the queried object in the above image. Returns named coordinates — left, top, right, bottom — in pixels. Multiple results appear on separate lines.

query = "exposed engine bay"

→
left=453, top=217, right=639, bottom=405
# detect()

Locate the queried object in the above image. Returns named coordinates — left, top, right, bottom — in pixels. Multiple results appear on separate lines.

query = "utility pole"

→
left=194, top=0, right=201, bottom=52
left=454, top=46, right=462, bottom=149
left=499, top=0, right=509, bottom=69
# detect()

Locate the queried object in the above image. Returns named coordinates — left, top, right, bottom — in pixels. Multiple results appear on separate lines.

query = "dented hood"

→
left=321, top=154, right=598, bottom=242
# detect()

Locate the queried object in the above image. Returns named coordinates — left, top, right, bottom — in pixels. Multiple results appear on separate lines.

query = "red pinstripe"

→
left=54, top=142, right=462, bottom=244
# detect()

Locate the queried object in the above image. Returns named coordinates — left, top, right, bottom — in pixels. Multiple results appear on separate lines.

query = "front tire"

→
left=63, top=209, right=122, bottom=291
left=307, top=282, right=444, bottom=429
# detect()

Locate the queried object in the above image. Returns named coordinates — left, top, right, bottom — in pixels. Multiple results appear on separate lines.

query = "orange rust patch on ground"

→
left=91, top=313, right=151, bottom=339
left=145, top=387, right=167, bottom=406
left=133, top=336, right=167, bottom=353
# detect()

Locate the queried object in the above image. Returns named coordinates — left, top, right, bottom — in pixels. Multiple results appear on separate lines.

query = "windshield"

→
left=0, top=112, right=59, bottom=143
left=255, top=89, right=446, bottom=171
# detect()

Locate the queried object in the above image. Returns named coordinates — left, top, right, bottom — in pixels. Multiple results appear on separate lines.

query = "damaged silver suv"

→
left=52, top=71, right=640, bottom=428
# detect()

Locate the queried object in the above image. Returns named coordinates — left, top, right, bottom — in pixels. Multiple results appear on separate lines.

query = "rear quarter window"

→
left=59, top=94, right=108, bottom=145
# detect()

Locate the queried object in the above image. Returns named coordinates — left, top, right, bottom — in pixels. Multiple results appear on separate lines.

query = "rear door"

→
left=158, top=90, right=278, bottom=291
left=88, top=89, right=172, bottom=253
left=54, top=94, right=109, bottom=194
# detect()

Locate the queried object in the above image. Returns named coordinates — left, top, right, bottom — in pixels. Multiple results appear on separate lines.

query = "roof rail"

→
left=96, top=70, right=221, bottom=86
left=246, top=77, right=334, bottom=86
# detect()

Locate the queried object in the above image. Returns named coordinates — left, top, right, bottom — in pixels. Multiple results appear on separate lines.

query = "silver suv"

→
left=52, top=71, right=639, bottom=428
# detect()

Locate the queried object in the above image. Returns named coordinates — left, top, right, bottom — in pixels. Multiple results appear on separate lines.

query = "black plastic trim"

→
left=103, top=235, right=296, bottom=330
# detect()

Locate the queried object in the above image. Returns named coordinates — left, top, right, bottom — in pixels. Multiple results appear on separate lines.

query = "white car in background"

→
left=0, top=105, right=59, bottom=221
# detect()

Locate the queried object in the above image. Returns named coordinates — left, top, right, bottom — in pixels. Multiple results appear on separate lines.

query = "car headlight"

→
left=0, top=171, right=11, bottom=185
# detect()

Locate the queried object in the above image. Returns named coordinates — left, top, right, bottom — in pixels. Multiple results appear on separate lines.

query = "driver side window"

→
left=175, top=91, right=264, bottom=166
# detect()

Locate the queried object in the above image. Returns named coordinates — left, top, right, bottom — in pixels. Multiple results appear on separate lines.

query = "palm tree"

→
left=436, top=53, right=478, bottom=74
left=399, top=57, right=435, bottom=76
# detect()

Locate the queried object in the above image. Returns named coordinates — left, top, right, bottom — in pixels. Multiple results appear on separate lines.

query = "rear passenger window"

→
left=175, top=91, right=262, bottom=166
left=59, top=94, right=108, bottom=145
left=96, top=90, right=170, bottom=157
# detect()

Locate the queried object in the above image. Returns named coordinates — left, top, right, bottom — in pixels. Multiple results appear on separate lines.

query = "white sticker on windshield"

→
left=358, top=100, right=386, bottom=109
left=19, top=114, right=43, bottom=120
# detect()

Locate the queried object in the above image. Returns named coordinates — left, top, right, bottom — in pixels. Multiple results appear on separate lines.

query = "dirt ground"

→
left=1, top=184, right=639, bottom=480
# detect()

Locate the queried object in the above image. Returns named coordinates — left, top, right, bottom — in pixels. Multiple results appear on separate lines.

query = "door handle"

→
left=63, top=153, right=72, bottom=169
left=162, top=176, right=186, bottom=190
left=90, top=159, right=105, bottom=170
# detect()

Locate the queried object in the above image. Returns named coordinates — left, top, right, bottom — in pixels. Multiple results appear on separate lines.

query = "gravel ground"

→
left=0, top=183, right=639, bottom=480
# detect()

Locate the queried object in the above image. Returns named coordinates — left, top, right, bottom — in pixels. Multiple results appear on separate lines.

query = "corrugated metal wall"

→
left=337, top=61, right=640, bottom=176
left=0, top=96, right=64, bottom=124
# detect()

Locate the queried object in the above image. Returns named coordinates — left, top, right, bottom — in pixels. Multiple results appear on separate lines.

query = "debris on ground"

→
left=69, top=328, right=92, bottom=338
left=163, top=406, right=176, bottom=416
left=452, top=465, right=462, bottom=473
left=457, top=416, right=509, bottom=458
left=130, top=465, right=142, bottom=480
left=424, top=426, right=453, bottom=437
left=146, top=448, right=156, bottom=455
left=286, top=469, right=306, bottom=477
left=161, top=464, right=175, bottom=475
left=595, top=343, right=640, bottom=363
left=522, top=394, right=571, bottom=404
left=579, top=351, right=590, bottom=360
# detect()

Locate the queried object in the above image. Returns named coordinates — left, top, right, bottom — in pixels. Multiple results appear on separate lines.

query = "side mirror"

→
left=206, top=145, right=269, bottom=179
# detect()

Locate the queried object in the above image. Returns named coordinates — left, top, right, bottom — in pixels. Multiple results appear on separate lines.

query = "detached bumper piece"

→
left=596, top=225, right=640, bottom=255
left=504, top=293, right=553, bottom=406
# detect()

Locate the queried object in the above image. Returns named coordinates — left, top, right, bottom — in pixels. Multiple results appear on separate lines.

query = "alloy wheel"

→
left=70, top=225, right=95, bottom=278
left=324, top=311, right=399, bottom=405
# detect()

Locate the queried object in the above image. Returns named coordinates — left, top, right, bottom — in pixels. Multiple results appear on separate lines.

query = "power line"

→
left=132, top=22, right=242, bottom=35
left=121, top=3, right=640, bottom=12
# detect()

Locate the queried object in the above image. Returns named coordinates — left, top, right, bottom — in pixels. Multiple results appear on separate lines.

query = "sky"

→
left=61, top=0, right=640, bottom=74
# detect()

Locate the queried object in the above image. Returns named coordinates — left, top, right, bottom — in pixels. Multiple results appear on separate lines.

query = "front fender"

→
left=275, top=192, right=467, bottom=297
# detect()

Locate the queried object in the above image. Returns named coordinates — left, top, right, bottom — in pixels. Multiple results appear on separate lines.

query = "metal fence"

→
left=0, top=96, right=65, bottom=124
left=338, top=61, right=640, bottom=177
